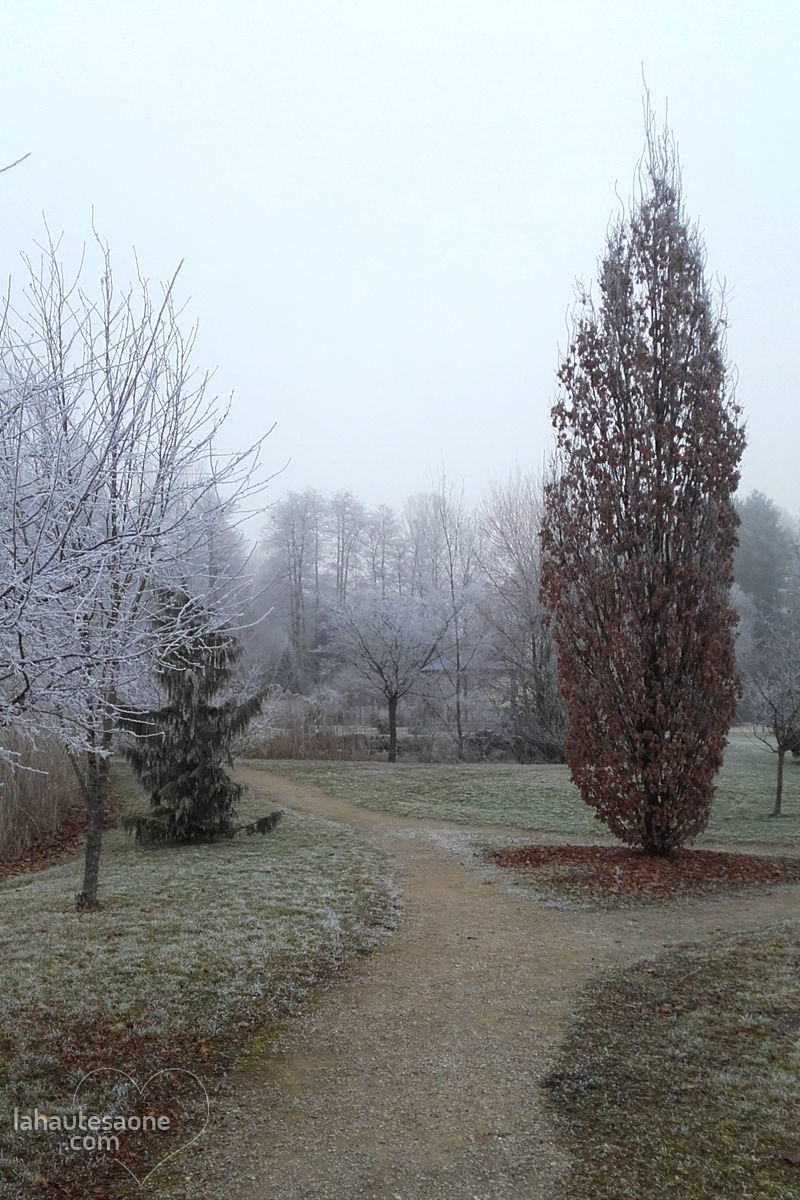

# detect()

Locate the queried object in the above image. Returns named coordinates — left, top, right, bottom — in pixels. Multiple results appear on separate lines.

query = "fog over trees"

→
left=2, top=115, right=799, bottom=896
left=253, top=473, right=566, bottom=763
left=247, top=472, right=799, bottom=789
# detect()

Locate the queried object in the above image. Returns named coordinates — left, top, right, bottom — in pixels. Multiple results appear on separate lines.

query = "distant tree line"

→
left=249, top=473, right=565, bottom=764
left=247, top=472, right=799, bottom=786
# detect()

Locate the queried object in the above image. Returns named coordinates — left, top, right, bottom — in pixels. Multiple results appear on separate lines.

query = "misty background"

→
left=2, top=0, right=798, bottom=515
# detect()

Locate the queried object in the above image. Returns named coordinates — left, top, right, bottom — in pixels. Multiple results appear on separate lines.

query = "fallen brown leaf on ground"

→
left=488, top=844, right=800, bottom=902
left=0, top=801, right=119, bottom=881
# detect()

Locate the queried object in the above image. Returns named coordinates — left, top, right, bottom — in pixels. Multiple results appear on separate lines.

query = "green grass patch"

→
left=544, top=923, right=800, bottom=1200
left=0, top=764, right=397, bottom=1198
left=255, top=730, right=800, bottom=845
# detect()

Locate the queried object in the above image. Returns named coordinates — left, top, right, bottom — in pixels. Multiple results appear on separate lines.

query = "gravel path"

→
left=184, top=768, right=800, bottom=1200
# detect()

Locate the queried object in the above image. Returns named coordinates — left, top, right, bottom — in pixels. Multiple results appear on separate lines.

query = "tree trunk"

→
left=387, top=694, right=398, bottom=763
left=771, top=748, right=785, bottom=817
left=453, top=625, right=464, bottom=760
left=77, top=752, right=108, bottom=908
left=642, top=797, right=668, bottom=856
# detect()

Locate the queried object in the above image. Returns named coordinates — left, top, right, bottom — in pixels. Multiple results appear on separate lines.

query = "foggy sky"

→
left=2, top=1, right=798, bottom=518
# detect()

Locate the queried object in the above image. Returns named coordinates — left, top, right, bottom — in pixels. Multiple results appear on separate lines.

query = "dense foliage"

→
left=123, top=593, right=264, bottom=842
left=540, top=122, right=745, bottom=854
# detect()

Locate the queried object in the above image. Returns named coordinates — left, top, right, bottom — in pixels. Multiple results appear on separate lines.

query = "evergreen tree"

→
left=122, top=591, right=274, bottom=843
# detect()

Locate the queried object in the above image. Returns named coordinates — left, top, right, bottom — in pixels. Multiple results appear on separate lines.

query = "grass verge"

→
left=254, top=731, right=800, bottom=845
left=0, top=763, right=397, bottom=1199
left=543, top=923, right=800, bottom=1200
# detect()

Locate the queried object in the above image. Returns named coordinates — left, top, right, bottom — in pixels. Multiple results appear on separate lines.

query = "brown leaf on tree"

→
left=539, top=115, right=745, bottom=858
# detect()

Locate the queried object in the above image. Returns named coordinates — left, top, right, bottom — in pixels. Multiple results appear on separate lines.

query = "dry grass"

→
left=544, top=922, right=800, bottom=1200
left=0, top=730, right=82, bottom=859
left=251, top=727, right=366, bottom=760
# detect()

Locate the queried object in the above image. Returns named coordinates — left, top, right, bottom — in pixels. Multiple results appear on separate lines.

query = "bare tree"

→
left=749, top=635, right=800, bottom=817
left=0, top=232, right=271, bottom=905
left=365, top=504, right=403, bottom=598
left=479, top=472, right=564, bottom=761
left=263, top=489, right=324, bottom=687
left=334, top=587, right=452, bottom=761
left=331, top=490, right=365, bottom=603
left=403, top=492, right=444, bottom=597
left=430, top=474, right=480, bottom=757
left=743, top=559, right=800, bottom=816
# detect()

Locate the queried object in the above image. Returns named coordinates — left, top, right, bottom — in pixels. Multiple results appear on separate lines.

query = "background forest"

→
left=242, top=482, right=799, bottom=767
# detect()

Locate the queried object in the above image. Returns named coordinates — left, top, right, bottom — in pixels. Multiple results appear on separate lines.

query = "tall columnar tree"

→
left=540, top=115, right=746, bottom=855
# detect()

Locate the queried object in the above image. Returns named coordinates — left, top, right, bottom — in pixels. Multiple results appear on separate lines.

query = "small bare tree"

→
left=746, top=617, right=800, bottom=816
left=479, top=472, right=564, bottom=761
left=335, top=587, right=452, bottom=761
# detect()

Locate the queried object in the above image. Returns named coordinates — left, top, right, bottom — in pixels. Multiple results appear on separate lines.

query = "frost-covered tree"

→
left=479, top=473, right=564, bottom=762
left=331, top=490, right=365, bottom=604
left=403, top=492, right=445, bottom=597
left=261, top=489, right=325, bottom=688
left=0, top=233, right=270, bottom=904
left=746, top=616, right=800, bottom=817
left=429, top=475, right=481, bottom=757
left=335, top=587, right=452, bottom=761
left=540, top=113, right=745, bottom=855
left=363, top=505, right=402, bottom=598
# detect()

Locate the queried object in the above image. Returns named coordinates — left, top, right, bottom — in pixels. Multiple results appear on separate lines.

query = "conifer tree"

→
left=122, top=591, right=273, bottom=842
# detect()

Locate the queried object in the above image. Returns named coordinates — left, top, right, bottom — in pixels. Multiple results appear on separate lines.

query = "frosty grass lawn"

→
left=0, top=764, right=397, bottom=1199
left=260, top=731, right=800, bottom=1200
left=256, top=729, right=800, bottom=846
left=545, top=923, right=800, bottom=1200
left=2, top=734, right=798, bottom=1198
